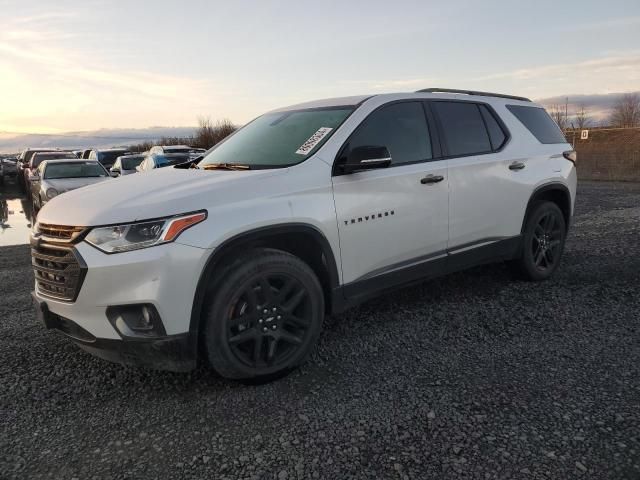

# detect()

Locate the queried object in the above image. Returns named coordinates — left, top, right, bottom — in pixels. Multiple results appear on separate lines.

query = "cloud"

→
left=566, top=16, right=640, bottom=32
left=0, top=18, right=234, bottom=133
left=469, top=53, right=640, bottom=100
left=535, top=91, right=640, bottom=124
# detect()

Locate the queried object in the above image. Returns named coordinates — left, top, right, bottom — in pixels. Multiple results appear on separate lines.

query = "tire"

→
left=512, top=201, right=567, bottom=281
left=202, top=248, right=324, bottom=380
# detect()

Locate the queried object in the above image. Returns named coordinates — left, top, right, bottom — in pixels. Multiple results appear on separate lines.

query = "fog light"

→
left=106, top=304, right=166, bottom=338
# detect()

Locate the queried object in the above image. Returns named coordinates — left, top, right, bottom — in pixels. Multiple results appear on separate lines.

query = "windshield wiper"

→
left=202, top=163, right=251, bottom=171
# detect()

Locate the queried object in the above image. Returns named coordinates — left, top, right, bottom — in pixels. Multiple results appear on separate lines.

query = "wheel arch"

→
left=521, top=182, right=572, bottom=233
left=188, top=223, right=341, bottom=349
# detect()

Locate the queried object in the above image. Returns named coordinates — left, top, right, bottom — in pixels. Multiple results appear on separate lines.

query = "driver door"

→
left=332, top=101, right=449, bottom=292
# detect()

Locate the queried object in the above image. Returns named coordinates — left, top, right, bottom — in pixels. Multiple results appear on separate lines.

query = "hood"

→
left=46, top=177, right=110, bottom=193
left=38, top=166, right=281, bottom=226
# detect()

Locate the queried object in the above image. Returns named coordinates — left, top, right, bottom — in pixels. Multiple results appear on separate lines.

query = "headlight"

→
left=46, top=188, right=59, bottom=199
left=85, top=211, right=206, bottom=253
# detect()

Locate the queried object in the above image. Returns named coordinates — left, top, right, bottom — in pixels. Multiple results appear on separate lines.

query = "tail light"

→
left=563, top=150, right=577, bottom=164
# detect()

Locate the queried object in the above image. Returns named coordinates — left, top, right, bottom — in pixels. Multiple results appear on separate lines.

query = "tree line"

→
left=129, top=117, right=236, bottom=152
left=547, top=93, right=640, bottom=131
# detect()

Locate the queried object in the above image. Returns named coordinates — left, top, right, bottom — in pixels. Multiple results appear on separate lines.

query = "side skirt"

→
left=331, top=236, right=522, bottom=313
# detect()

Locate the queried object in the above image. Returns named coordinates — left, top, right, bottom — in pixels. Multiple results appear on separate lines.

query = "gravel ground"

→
left=1, top=181, right=639, bottom=480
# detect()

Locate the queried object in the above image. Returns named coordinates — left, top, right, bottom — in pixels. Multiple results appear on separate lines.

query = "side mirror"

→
left=342, top=146, right=392, bottom=174
left=110, top=171, right=119, bottom=177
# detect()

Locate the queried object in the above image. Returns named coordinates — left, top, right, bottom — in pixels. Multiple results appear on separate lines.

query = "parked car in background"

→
left=87, top=148, right=131, bottom=169
left=110, top=154, right=145, bottom=176
left=17, top=148, right=63, bottom=191
left=0, top=157, right=18, bottom=184
left=149, top=145, right=206, bottom=160
left=188, top=148, right=207, bottom=159
left=29, top=159, right=111, bottom=211
left=23, top=152, right=77, bottom=192
left=137, top=153, right=191, bottom=172
left=149, top=145, right=192, bottom=155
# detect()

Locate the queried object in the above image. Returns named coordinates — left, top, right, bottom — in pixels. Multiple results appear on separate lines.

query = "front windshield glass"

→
left=121, top=156, right=144, bottom=170
left=98, top=151, right=129, bottom=166
left=44, top=162, right=108, bottom=179
left=155, top=155, right=190, bottom=168
left=32, top=153, right=77, bottom=168
left=163, top=148, right=189, bottom=154
left=199, top=106, right=354, bottom=168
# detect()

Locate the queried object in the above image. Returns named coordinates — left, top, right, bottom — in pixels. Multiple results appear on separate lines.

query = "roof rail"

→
left=415, top=88, right=531, bottom=102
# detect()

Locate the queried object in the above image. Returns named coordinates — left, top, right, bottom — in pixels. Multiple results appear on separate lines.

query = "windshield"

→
left=163, top=148, right=190, bottom=154
left=155, top=154, right=190, bottom=168
left=44, top=162, right=108, bottom=179
left=32, top=153, right=77, bottom=168
left=98, top=151, right=129, bottom=166
left=121, top=156, right=144, bottom=170
left=199, top=106, right=354, bottom=168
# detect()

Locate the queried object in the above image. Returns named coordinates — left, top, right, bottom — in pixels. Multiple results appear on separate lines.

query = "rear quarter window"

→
left=507, top=105, right=567, bottom=144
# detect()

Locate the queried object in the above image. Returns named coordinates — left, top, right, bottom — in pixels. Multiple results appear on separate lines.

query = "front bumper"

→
left=32, top=240, right=212, bottom=371
left=33, top=295, right=194, bottom=371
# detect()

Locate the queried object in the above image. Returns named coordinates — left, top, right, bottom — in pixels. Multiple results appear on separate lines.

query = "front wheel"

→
left=202, top=248, right=325, bottom=380
left=512, top=201, right=567, bottom=281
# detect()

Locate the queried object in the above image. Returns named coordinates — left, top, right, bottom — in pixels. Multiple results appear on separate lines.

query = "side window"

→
left=433, top=102, right=491, bottom=156
left=506, top=105, right=567, bottom=144
left=479, top=105, right=507, bottom=150
left=347, top=102, right=432, bottom=165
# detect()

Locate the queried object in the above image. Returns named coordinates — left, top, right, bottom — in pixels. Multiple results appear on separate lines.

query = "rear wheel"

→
left=512, top=201, right=567, bottom=281
left=202, top=248, right=324, bottom=380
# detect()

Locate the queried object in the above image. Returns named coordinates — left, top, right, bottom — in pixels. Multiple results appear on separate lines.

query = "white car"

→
left=110, top=154, right=146, bottom=176
left=29, top=159, right=111, bottom=211
left=136, top=153, right=191, bottom=172
left=31, top=88, right=577, bottom=380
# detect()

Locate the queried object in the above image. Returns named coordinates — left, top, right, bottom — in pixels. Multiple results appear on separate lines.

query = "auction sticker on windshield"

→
left=295, top=127, right=333, bottom=155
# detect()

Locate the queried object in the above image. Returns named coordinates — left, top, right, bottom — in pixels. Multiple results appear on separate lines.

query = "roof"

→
left=271, top=95, right=372, bottom=112
left=41, top=158, right=101, bottom=165
left=270, top=90, right=537, bottom=113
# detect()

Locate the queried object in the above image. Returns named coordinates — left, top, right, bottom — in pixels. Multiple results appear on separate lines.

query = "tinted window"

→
left=32, top=153, right=77, bottom=168
left=97, top=150, right=129, bottom=166
left=507, top=105, right=567, bottom=144
left=433, top=102, right=491, bottom=156
left=44, top=162, right=108, bottom=179
left=347, top=102, right=431, bottom=165
left=479, top=105, right=507, bottom=150
left=121, top=156, right=144, bottom=170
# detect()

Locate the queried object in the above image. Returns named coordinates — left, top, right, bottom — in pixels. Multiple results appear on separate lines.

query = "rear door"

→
left=332, top=101, right=449, bottom=289
left=431, top=100, right=521, bottom=250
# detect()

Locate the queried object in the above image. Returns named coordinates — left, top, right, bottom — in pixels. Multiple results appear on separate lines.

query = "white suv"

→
left=31, top=89, right=577, bottom=380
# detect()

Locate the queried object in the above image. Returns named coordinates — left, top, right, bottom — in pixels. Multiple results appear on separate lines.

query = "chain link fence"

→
left=567, top=127, right=640, bottom=182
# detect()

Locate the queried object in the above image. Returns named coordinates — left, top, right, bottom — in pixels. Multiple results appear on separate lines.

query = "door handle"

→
left=509, top=161, right=525, bottom=171
left=420, top=174, right=444, bottom=185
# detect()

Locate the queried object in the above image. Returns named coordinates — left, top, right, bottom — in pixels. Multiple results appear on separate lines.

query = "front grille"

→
left=37, top=223, right=85, bottom=243
left=32, top=227, right=87, bottom=302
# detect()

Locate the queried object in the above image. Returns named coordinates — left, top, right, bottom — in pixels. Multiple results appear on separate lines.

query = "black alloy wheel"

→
left=531, top=211, right=563, bottom=272
left=513, top=201, right=567, bottom=281
left=202, top=248, right=324, bottom=380
left=226, top=273, right=313, bottom=369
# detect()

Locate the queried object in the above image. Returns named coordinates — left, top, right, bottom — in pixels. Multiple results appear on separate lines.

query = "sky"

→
left=1, top=0, right=639, bottom=134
